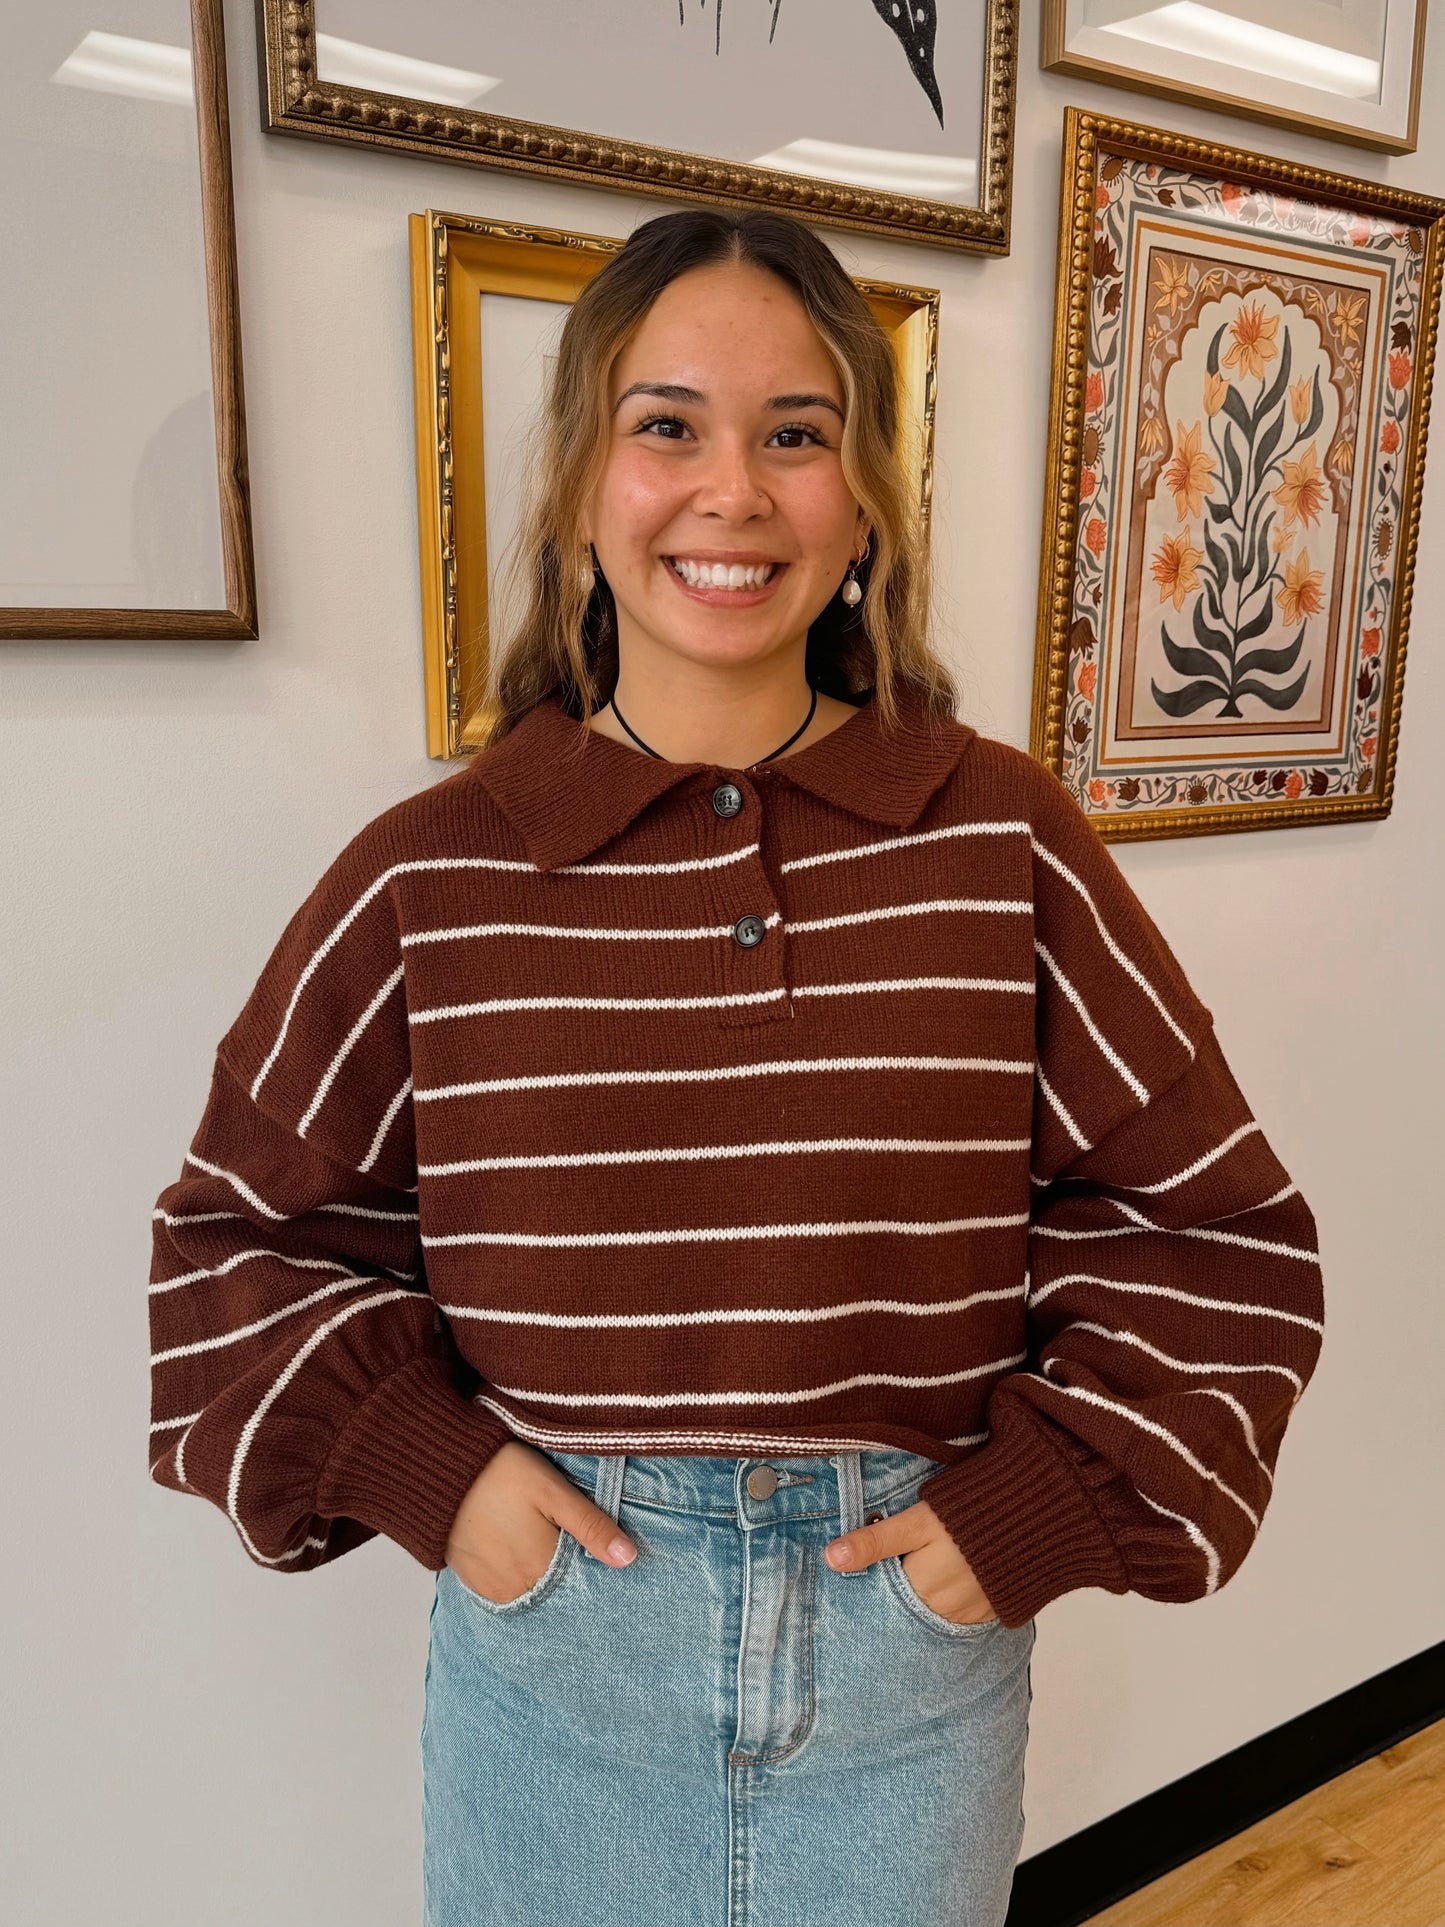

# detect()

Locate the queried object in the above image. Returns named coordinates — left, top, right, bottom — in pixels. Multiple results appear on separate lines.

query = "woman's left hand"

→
left=823, top=1498, right=1001, bottom=1625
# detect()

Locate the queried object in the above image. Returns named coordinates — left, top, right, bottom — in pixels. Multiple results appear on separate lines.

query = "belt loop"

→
left=592, top=1452, right=627, bottom=1521
left=830, top=1452, right=865, bottom=1537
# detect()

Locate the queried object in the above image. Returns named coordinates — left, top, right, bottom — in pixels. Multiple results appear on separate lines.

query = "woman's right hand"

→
left=443, top=1440, right=637, bottom=1604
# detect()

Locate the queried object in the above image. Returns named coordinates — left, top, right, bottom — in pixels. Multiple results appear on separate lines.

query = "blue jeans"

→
left=421, top=1446, right=1035, bottom=1927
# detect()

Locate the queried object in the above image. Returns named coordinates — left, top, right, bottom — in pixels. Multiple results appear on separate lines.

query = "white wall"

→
left=3, top=2, right=1441, bottom=1920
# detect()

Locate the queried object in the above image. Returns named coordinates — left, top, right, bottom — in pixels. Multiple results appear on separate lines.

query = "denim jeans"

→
left=421, top=1446, right=1035, bottom=1927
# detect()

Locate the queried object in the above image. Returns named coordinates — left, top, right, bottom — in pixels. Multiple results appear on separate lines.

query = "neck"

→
left=588, top=658, right=849, bottom=766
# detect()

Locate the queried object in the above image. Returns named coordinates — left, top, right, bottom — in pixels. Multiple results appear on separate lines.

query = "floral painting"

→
left=1037, top=112, right=1445, bottom=839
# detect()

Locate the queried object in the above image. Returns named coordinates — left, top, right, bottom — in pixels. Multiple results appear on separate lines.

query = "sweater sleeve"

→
left=147, top=831, right=514, bottom=1574
left=916, top=767, right=1326, bottom=1627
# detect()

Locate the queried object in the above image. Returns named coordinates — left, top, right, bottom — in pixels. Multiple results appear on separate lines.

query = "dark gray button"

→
left=864, top=1511, right=884, bottom=1526
left=712, top=782, right=743, bottom=818
left=733, top=914, right=766, bottom=948
left=745, top=1465, right=779, bottom=1498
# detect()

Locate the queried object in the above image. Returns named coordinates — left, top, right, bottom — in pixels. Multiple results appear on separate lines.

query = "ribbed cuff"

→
left=316, top=1354, right=516, bottom=1570
left=914, top=1400, right=1130, bottom=1627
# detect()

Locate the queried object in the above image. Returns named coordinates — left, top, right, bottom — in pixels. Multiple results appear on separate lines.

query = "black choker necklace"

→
left=609, top=684, right=817, bottom=767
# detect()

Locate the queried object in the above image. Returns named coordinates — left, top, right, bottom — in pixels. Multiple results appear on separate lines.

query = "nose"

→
left=690, top=434, right=771, bottom=520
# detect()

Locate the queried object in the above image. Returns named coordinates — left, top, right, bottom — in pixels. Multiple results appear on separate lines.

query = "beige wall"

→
left=3, top=2, right=1441, bottom=1919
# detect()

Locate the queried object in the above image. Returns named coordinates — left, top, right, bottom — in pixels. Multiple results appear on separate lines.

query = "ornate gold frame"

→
left=262, top=0, right=1018, bottom=254
left=410, top=209, right=940, bottom=762
left=1042, top=0, right=1428, bottom=156
left=3, top=0, right=256, bottom=640
left=1033, top=108, right=1445, bottom=842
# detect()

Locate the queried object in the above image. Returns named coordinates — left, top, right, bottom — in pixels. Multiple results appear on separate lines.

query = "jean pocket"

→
left=870, top=1485, right=1003, bottom=1640
left=445, top=1525, right=579, bottom=1617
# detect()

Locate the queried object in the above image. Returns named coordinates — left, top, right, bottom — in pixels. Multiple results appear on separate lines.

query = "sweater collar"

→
left=471, top=684, right=976, bottom=872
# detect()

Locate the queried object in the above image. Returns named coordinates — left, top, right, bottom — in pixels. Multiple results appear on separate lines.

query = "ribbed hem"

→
left=914, top=1401, right=1130, bottom=1627
left=316, top=1355, right=516, bottom=1571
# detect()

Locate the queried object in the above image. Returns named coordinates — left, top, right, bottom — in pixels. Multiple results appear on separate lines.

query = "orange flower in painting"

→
left=1096, top=184, right=1110, bottom=210
left=1348, top=217, right=1373, bottom=247
left=1220, top=182, right=1248, bottom=219
left=1087, top=778, right=1111, bottom=806
left=1388, top=350, right=1411, bottom=389
left=1361, top=626, right=1381, bottom=657
left=1085, top=516, right=1107, bottom=557
left=1202, top=370, right=1228, bottom=416
left=1288, top=377, right=1311, bottom=424
left=1272, top=442, right=1326, bottom=530
left=1080, top=468, right=1097, bottom=499
left=1278, top=549, right=1324, bottom=626
left=1380, top=418, right=1401, bottom=453
left=1222, top=298, right=1279, bottom=381
left=1151, top=529, right=1203, bottom=611
left=1269, top=522, right=1292, bottom=554
left=1360, top=734, right=1378, bottom=760
left=1163, top=420, right=1216, bottom=520
left=1138, top=414, right=1167, bottom=456
left=1086, top=370, right=1104, bottom=411
left=1154, top=257, right=1192, bottom=320
left=1284, top=771, right=1304, bottom=800
left=1077, top=659, right=1097, bottom=700
left=1330, top=290, right=1366, bottom=352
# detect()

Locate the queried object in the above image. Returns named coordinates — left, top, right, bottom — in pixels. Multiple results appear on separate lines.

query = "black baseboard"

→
left=1006, top=1638, right=1445, bottom=1927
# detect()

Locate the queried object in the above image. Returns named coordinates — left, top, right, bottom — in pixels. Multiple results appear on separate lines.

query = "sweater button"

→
left=733, top=914, right=766, bottom=948
left=712, top=782, right=743, bottom=818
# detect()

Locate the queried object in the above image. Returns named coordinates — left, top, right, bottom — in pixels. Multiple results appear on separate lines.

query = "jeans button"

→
left=745, top=1465, right=779, bottom=1498
left=733, top=914, right=766, bottom=948
left=864, top=1511, right=885, bottom=1526
left=712, top=782, right=743, bottom=818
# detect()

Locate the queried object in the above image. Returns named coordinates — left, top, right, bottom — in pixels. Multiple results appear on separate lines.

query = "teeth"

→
left=669, top=558, right=776, bottom=590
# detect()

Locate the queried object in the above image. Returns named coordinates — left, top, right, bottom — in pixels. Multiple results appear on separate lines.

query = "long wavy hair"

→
left=471, top=206, right=961, bottom=755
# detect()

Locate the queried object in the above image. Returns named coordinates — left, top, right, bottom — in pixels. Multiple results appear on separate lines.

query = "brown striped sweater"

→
left=148, top=685, right=1325, bottom=1628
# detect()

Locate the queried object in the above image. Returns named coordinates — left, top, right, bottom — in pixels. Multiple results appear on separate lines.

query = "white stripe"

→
left=1034, top=1377, right=1261, bottom=1529
left=402, top=911, right=785, bottom=948
left=1027, top=1268, right=1324, bottom=1333
left=1036, top=1064, right=1089, bottom=1148
left=472, top=1351, right=1029, bottom=1413
left=408, top=975, right=1033, bottom=1025
left=225, top=1287, right=420, bottom=1566
left=152, top=1271, right=388, bottom=1364
left=424, top=1213, right=1030, bottom=1250
left=779, top=818, right=1031, bottom=872
left=419, top=1134, right=1032, bottom=1177
left=1047, top=1319, right=1305, bottom=1399
left=318, top=1201, right=420, bottom=1221
left=359, top=1078, right=411, bottom=1173
left=150, top=1247, right=365, bottom=1295
left=298, top=965, right=404, bottom=1137
left=1032, top=834, right=1199, bottom=1053
left=473, top=1398, right=993, bottom=1457
left=1036, top=940, right=1150, bottom=1103
left=183, top=1152, right=288, bottom=1219
left=1136, top=1488, right=1222, bottom=1592
left=1065, top=1193, right=1321, bottom=1263
left=555, top=842, right=761, bottom=874
left=437, top=1283, right=1026, bottom=1328
left=787, top=898, right=1030, bottom=935
left=1090, top=1120, right=1263, bottom=1194
left=152, top=1208, right=245, bottom=1225
left=414, top=1054, right=1033, bottom=1103
left=150, top=1410, right=203, bottom=1432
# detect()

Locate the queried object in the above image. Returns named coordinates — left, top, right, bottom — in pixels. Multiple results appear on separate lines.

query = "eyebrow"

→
left=612, top=380, right=844, bottom=421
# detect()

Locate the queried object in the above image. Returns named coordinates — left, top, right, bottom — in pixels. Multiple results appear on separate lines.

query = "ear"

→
left=854, top=509, right=873, bottom=558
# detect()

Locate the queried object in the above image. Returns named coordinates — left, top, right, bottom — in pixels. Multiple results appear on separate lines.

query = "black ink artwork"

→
left=683, top=0, right=945, bottom=126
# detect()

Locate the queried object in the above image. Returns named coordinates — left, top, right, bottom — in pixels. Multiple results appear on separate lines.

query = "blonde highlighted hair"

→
left=472, top=206, right=961, bottom=753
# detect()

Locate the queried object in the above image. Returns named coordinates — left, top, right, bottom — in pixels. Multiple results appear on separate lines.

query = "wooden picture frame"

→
left=1031, top=108, right=1445, bottom=841
left=1041, top=0, right=1429, bottom=156
left=410, top=209, right=940, bottom=762
left=260, top=0, right=1020, bottom=255
left=3, top=0, right=256, bottom=641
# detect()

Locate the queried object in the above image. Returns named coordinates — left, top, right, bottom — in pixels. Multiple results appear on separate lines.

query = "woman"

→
left=149, top=208, right=1325, bottom=1927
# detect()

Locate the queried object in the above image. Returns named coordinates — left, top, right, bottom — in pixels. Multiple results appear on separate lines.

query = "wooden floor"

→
left=1078, top=1716, right=1445, bottom=1927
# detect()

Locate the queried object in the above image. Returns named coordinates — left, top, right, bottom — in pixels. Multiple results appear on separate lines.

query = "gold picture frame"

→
left=1042, top=0, right=1429, bottom=156
left=1032, top=108, right=1445, bottom=842
left=262, top=0, right=1019, bottom=255
left=410, top=209, right=941, bottom=762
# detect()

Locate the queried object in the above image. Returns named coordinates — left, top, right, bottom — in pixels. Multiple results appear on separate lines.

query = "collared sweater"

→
left=148, top=685, right=1325, bottom=1629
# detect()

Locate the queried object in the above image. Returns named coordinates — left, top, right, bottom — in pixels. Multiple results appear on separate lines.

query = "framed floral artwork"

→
left=1031, top=108, right=1445, bottom=841
left=260, top=0, right=1019, bottom=254
left=410, top=210, right=940, bottom=760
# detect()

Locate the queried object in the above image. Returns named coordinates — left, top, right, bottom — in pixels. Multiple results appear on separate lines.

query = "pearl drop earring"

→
left=841, top=537, right=869, bottom=608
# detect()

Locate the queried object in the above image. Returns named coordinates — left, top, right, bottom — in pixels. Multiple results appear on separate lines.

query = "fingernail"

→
left=825, top=1542, right=852, bottom=1568
left=609, top=1536, right=636, bottom=1564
